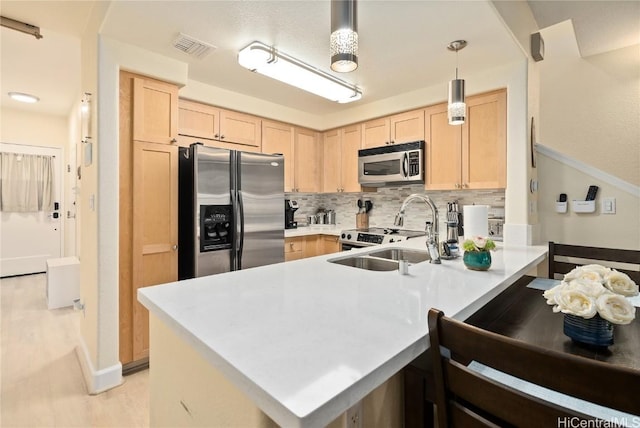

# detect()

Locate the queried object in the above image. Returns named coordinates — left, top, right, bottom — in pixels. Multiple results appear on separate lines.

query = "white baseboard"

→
left=0, top=255, right=48, bottom=277
left=75, top=337, right=123, bottom=395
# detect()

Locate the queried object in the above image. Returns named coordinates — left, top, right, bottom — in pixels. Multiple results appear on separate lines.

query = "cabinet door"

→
left=424, top=103, right=462, bottom=190
left=284, top=237, right=305, bottom=261
left=220, top=109, right=262, bottom=148
left=320, top=235, right=341, bottom=255
left=462, top=89, right=507, bottom=189
left=341, top=125, right=362, bottom=192
left=303, top=235, right=319, bottom=258
left=362, top=118, right=390, bottom=148
left=132, top=142, right=178, bottom=361
left=133, top=77, right=178, bottom=145
left=178, top=99, right=219, bottom=140
left=263, top=120, right=294, bottom=192
left=390, top=109, right=425, bottom=144
left=322, top=130, right=341, bottom=193
left=294, top=127, right=320, bottom=192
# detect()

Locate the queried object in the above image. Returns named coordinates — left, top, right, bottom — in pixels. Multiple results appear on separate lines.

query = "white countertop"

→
left=138, top=239, right=547, bottom=428
left=285, top=226, right=342, bottom=237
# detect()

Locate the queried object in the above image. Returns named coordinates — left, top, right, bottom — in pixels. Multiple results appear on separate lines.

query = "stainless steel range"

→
left=339, top=227, right=425, bottom=250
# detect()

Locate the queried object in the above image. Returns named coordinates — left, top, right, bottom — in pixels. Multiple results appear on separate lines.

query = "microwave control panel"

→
left=408, top=151, right=421, bottom=177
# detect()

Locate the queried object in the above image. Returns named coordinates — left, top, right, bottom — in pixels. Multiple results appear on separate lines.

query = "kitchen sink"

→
left=328, top=248, right=430, bottom=271
left=328, top=256, right=399, bottom=271
left=367, top=248, right=430, bottom=264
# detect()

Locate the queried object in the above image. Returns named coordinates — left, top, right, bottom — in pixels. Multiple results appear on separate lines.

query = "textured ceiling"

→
left=527, top=0, right=640, bottom=57
left=1, top=1, right=638, bottom=118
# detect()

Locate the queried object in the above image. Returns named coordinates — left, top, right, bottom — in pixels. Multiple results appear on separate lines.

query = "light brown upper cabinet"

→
left=178, top=99, right=262, bottom=149
left=133, top=77, right=179, bottom=145
left=425, top=89, right=507, bottom=190
left=262, top=120, right=294, bottom=192
left=322, top=125, right=362, bottom=193
left=293, top=127, right=321, bottom=193
left=362, top=109, right=425, bottom=149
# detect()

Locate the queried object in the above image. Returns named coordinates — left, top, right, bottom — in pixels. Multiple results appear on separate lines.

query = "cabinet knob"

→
left=289, top=242, right=294, bottom=248
left=220, top=134, right=225, bottom=139
left=455, top=183, right=461, bottom=189
left=172, top=245, right=178, bottom=251
left=385, top=141, right=390, bottom=145
left=170, top=138, right=177, bottom=144
left=214, top=134, right=219, bottom=138
left=390, top=140, right=395, bottom=144
left=463, top=183, right=468, bottom=188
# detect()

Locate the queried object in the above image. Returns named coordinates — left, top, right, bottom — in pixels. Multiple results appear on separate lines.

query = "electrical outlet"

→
left=601, top=198, right=616, bottom=214
left=345, top=401, right=362, bottom=428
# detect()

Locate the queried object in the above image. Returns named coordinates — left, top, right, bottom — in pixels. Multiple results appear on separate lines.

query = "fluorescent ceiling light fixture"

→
left=238, top=41, right=362, bottom=104
left=8, top=92, right=39, bottom=103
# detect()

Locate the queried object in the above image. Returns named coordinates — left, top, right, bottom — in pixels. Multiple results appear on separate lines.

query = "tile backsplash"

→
left=286, top=185, right=505, bottom=232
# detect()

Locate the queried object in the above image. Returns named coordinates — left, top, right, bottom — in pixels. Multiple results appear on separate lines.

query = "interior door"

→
left=0, top=143, right=62, bottom=277
left=132, top=141, right=178, bottom=360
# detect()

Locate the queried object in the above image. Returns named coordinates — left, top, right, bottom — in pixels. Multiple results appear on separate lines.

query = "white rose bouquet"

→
left=543, top=264, right=638, bottom=325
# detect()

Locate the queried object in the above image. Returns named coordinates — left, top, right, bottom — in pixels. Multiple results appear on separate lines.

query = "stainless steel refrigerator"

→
left=178, top=143, right=284, bottom=279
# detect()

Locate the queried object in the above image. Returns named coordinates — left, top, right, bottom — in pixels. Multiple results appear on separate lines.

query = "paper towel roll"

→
left=463, top=205, right=489, bottom=240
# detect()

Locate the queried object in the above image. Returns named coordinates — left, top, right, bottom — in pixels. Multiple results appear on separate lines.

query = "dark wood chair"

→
left=548, top=241, right=640, bottom=283
left=428, top=308, right=640, bottom=427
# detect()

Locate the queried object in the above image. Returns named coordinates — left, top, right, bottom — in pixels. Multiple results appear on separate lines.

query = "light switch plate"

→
left=601, top=198, right=616, bottom=214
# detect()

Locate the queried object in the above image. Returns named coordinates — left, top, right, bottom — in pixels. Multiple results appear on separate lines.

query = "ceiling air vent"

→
left=173, top=33, right=216, bottom=59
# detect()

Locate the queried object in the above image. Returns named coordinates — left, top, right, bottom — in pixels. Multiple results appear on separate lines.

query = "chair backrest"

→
left=428, top=308, right=640, bottom=427
left=548, top=241, right=640, bottom=283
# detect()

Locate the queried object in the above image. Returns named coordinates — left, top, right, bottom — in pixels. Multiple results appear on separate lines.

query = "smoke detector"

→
left=172, top=33, right=216, bottom=59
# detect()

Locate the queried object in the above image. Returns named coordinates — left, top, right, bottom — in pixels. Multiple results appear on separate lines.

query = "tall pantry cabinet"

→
left=120, top=71, right=179, bottom=367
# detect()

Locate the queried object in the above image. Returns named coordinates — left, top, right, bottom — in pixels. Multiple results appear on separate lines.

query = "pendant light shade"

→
left=448, top=79, right=465, bottom=125
left=330, top=0, right=358, bottom=73
left=447, top=40, right=467, bottom=126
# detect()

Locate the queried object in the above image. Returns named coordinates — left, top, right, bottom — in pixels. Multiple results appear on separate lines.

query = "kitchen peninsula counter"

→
left=138, top=239, right=547, bottom=427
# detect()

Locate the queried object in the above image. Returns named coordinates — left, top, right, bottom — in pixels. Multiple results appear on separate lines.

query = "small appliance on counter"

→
left=445, top=201, right=462, bottom=258
left=285, top=199, right=299, bottom=229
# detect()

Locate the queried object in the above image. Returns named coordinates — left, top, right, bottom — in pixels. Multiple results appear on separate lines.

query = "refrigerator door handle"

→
left=237, top=190, right=245, bottom=269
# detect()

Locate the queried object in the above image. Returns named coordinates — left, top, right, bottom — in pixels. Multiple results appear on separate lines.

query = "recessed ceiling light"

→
left=8, top=92, right=39, bottom=103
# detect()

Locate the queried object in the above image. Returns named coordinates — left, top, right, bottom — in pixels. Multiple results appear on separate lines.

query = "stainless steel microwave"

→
left=358, top=141, right=424, bottom=187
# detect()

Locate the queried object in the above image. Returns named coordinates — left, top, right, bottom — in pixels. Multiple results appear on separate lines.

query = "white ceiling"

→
left=1, top=1, right=638, bottom=119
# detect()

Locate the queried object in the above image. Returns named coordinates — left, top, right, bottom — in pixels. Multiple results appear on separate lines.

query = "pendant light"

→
left=330, top=0, right=358, bottom=73
left=447, top=40, right=467, bottom=126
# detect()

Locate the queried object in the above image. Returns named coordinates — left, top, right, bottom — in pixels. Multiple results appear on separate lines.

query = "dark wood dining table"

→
left=403, top=275, right=640, bottom=428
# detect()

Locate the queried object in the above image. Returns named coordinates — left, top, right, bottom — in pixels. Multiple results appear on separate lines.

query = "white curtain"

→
left=0, top=152, right=54, bottom=212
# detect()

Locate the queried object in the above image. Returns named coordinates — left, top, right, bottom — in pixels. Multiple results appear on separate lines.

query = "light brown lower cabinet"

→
left=320, top=235, right=341, bottom=255
left=284, top=235, right=341, bottom=261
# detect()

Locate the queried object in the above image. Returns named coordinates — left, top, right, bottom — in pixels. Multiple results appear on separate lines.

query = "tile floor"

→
left=1, top=273, right=149, bottom=427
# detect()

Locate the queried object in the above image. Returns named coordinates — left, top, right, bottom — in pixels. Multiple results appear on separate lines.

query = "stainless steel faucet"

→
left=394, top=194, right=441, bottom=264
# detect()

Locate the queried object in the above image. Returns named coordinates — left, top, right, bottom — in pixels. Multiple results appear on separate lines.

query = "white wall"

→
left=0, top=108, right=67, bottom=148
left=79, top=35, right=188, bottom=392
left=537, top=150, right=640, bottom=250
left=539, top=21, right=640, bottom=187
left=536, top=20, right=640, bottom=250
